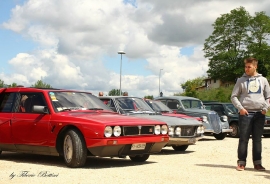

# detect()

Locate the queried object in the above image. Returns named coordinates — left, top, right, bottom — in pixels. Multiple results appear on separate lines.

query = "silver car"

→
left=155, top=96, right=232, bottom=140
left=99, top=96, right=204, bottom=151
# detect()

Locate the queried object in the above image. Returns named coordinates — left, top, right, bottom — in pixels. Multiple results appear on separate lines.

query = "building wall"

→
left=196, top=78, right=234, bottom=91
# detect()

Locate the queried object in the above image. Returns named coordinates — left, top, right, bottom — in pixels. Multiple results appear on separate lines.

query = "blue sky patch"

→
left=180, top=46, right=195, bottom=56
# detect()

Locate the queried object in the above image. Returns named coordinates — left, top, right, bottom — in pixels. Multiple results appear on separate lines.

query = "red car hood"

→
left=59, top=111, right=166, bottom=126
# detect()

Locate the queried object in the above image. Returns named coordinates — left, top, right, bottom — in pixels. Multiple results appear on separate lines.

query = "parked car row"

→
left=0, top=87, right=169, bottom=168
left=2, top=86, right=266, bottom=168
left=203, top=101, right=270, bottom=138
left=155, top=96, right=232, bottom=140
left=99, top=96, right=204, bottom=151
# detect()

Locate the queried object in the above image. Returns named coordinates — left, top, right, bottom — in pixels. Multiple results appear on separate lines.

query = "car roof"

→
left=99, top=96, right=142, bottom=99
left=1, top=87, right=92, bottom=94
left=155, top=96, right=201, bottom=101
left=203, top=102, right=232, bottom=105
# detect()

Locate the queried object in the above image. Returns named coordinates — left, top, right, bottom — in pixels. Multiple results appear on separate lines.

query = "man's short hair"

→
left=244, top=57, right=258, bottom=66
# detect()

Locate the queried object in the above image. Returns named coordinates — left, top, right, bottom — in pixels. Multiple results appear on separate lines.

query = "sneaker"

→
left=254, top=164, right=265, bottom=171
left=236, top=164, right=245, bottom=171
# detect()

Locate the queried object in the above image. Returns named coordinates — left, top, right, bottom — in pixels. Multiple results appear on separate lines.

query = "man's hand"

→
left=239, top=108, right=248, bottom=116
left=261, top=110, right=267, bottom=115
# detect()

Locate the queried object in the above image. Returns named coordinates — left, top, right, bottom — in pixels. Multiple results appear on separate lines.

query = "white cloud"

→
left=2, top=0, right=270, bottom=97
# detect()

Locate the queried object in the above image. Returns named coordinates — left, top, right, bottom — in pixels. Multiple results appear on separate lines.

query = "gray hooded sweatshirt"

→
left=231, top=73, right=270, bottom=112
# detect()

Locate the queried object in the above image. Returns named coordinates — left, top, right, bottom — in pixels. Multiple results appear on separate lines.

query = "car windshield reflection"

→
left=48, top=91, right=111, bottom=112
left=146, top=100, right=172, bottom=113
left=225, top=104, right=238, bottom=114
left=115, top=97, right=154, bottom=113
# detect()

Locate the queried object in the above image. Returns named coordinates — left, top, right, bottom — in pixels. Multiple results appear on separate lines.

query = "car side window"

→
left=204, top=105, right=211, bottom=110
left=167, top=100, right=179, bottom=109
left=181, top=100, right=190, bottom=109
left=0, top=93, right=16, bottom=112
left=19, top=93, right=46, bottom=113
left=213, top=105, right=225, bottom=116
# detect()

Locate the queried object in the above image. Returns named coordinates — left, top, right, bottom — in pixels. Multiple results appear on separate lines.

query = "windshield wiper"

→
left=59, top=108, right=72, bottom=112
left=160, top=110, right=170, bottom=113
left=87, top=108, right=104, bottom=110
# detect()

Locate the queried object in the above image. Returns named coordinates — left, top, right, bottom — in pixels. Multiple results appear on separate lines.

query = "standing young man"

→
left=231, top=57, right=270, bottom=171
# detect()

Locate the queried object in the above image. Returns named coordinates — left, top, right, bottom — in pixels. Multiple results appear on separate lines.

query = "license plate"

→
left=188, top=138, right=196, bottom=143
left=131, top=143, right=146, bottom=150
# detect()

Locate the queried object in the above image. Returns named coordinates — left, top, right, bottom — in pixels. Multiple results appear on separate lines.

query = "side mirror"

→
left=32, top=105, right=49, bottom=114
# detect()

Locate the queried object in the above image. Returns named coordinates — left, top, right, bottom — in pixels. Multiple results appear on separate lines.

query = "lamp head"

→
left=118, top=51, right=125, bottom=54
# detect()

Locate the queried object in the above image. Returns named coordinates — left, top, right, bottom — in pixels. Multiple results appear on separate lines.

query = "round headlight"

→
left=154, top=125, right=161, bottom=135
left=104, top=126, right=113, bottom=137
left=161, top=125, right=168, bottom=135
left=201, top=115, right=207, bottom=122
left=113, top=126, right=121, bottom=137
left=221, top=115, right=228, bottom=122
left=168, top=127, right=174, bottom=136
left=201, top=126, right=205, bottom=133
left=197, top=126, right=204, bottom=134
left=175, top=127, right=181, bottom=136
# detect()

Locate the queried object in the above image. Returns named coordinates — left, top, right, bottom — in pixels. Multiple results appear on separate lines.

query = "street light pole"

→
left=118, top=51, right=125, bottom=96
left=159, top=69, right=163, bottom=95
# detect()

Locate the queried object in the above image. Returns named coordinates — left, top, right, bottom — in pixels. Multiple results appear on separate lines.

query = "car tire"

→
left=172, top=145, right=189, bottom=151
left=229, top=123, right=239, bottom=138
left=213, top=133, right=227, bottom=140
left=129, top=154, right=150, bottom=162
left=63, top=129, right=87, bottom=168
left=263, top=134, right=270, bottom=138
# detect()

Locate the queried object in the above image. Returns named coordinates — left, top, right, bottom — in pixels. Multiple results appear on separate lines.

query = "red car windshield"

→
left=48, top=91, right=112, bottom=112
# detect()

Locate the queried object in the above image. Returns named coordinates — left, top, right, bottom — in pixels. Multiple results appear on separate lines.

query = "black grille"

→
left=141, top=126, right=154, bottom=134
left=123, top=126, right=155, bottom=136
left=181, top=126, right=196, bottom=136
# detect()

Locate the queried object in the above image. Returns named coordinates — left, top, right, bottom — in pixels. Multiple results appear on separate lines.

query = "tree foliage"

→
left=144, top=95, right=153, bottom=99
left=0, top=79, right=4, bottom=88
left=31, top=80, right=53, bottom=88
left=198, top=86, right=234, bottom=102
left=108, top=89, right=122, bottom=96
left=204, top=7, right=270, bottom=81
left=178, top=77, right=205, bottom=98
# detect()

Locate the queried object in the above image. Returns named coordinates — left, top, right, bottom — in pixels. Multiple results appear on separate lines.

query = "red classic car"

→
left=0, top=87, right=169, bottom=168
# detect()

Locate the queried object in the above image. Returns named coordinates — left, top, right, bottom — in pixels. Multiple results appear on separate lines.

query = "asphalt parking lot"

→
left=1, top=135, right=270, bottom=184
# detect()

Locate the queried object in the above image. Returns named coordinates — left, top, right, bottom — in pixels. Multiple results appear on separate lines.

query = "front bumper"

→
left=85, top=136, right=168, bottom=157
left=167, top=135, right=204, bottom=146
left=263, top=126, right=270, bottom=134
left=221, top=128, right=233, bottom=133
left=204, top=129, right=214, bottom=133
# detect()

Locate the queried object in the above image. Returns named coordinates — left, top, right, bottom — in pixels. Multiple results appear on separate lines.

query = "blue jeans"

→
left=238, top=112, right=265, bottom=166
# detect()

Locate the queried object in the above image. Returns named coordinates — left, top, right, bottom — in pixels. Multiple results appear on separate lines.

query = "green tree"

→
left=196, top=85, right=234, bottom=102
left=179, top=77, right=205, bottom=98
left=0, top=79, right=4, bottom=88
left=108, top=89, right=121, bottom=96
left=144, top=95, right=153, bottom=99
left=9, top=83, right=17, bottom=87
left=204, top=7, right=270, bottom=81
left=31, top=80, right=52, bottom=88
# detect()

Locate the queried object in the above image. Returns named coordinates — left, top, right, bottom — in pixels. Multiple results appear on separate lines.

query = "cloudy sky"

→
left=1, top=0, right=270, bottom=97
